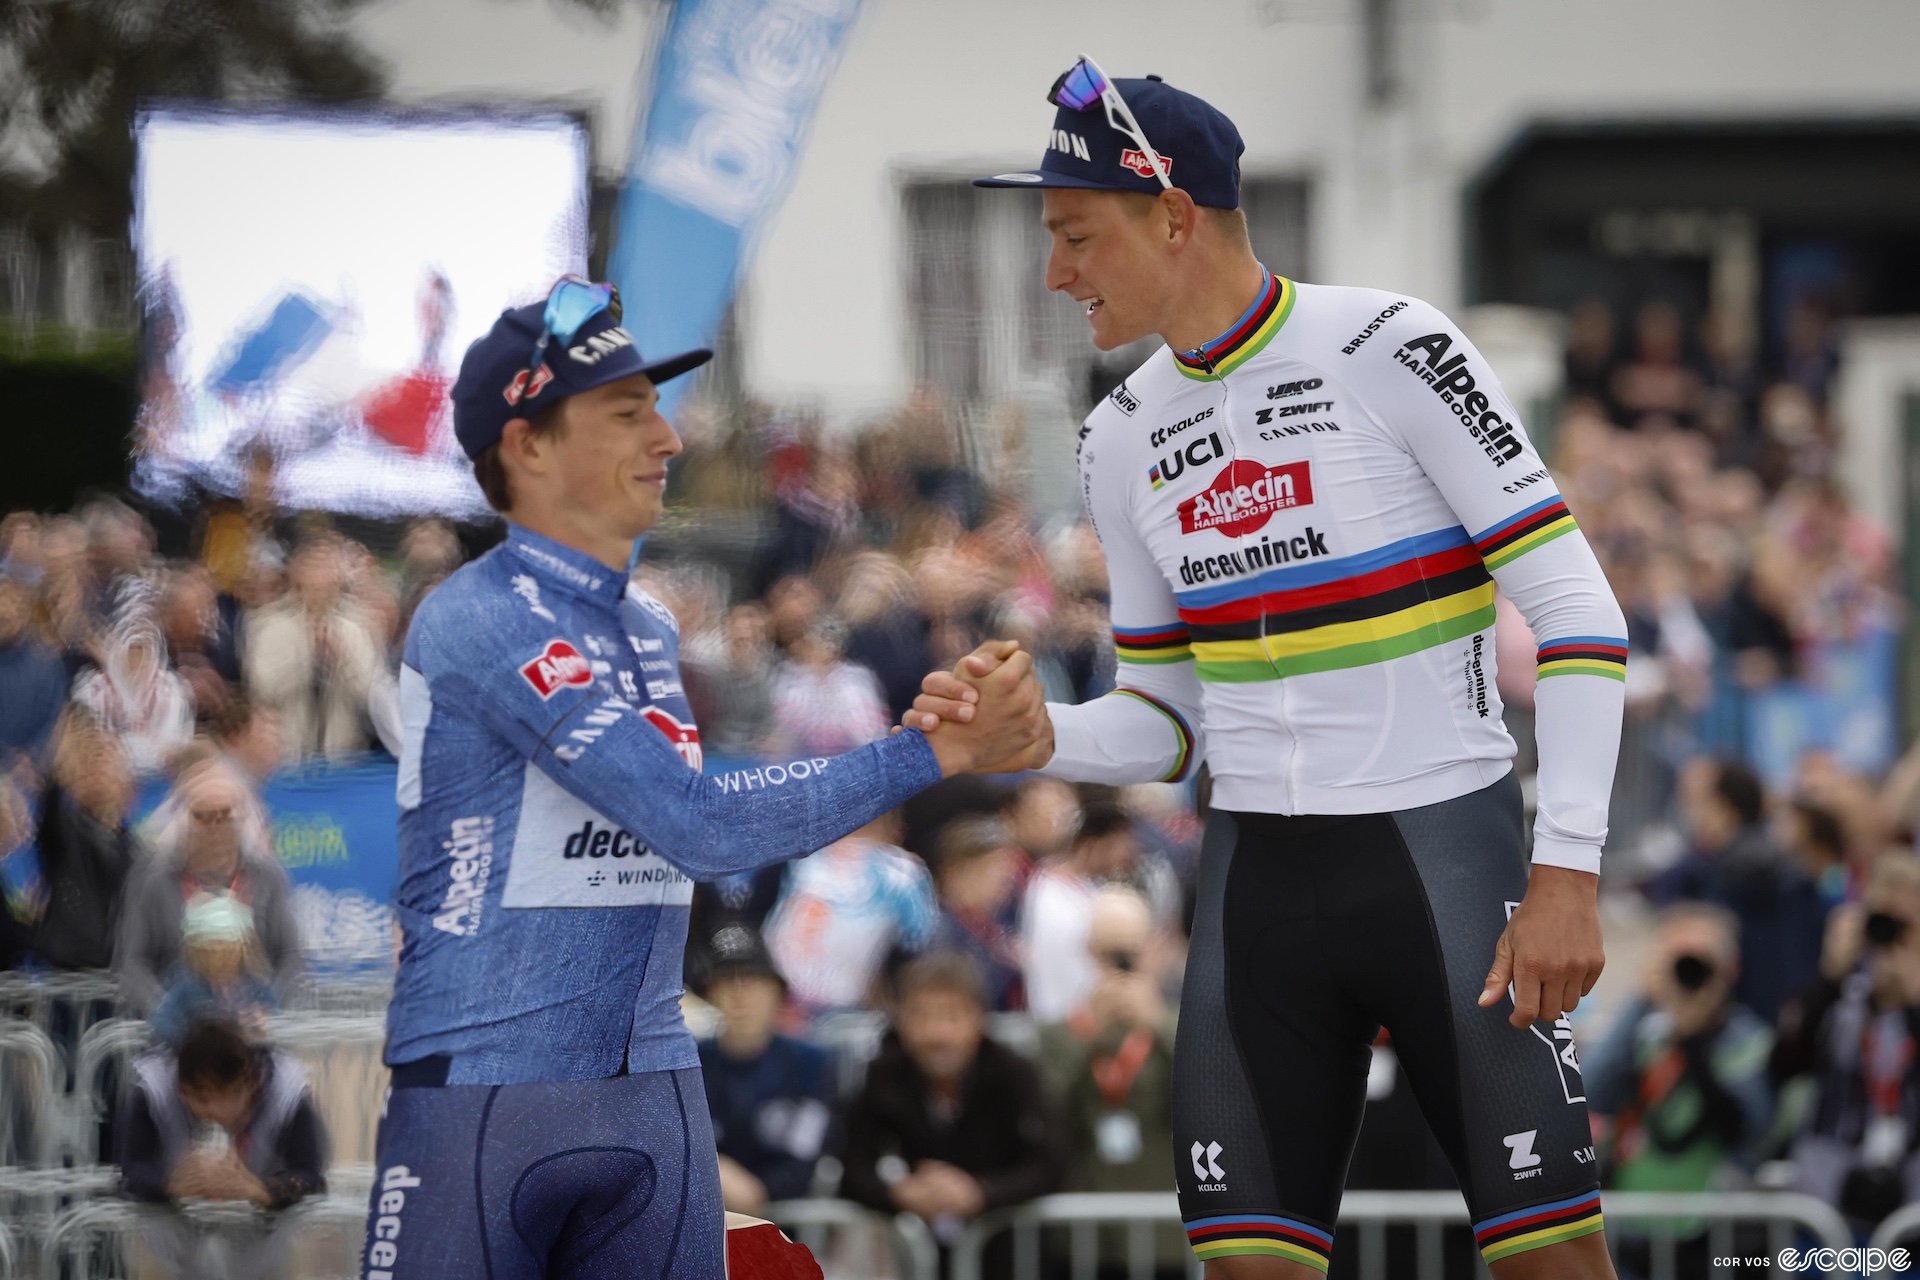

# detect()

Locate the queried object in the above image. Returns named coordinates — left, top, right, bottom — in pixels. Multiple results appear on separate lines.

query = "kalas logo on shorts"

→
left=1179, top=459, right=1314, bottom=537
left=519, top=639, right=594, bottom=699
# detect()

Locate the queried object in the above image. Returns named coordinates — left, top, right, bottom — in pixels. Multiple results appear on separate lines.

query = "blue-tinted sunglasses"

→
left=525, top=275, right=621, bottom=393
left=1047, top=55, right=1173, bottom=191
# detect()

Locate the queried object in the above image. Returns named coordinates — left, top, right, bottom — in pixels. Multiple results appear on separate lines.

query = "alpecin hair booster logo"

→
left=1178, top=459, right=1314, bottom=538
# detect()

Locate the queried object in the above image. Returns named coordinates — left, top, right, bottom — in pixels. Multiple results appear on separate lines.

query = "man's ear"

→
left=499, top=417, right=546, bottom=477
left=1160, top=188, right=1199, bottom=248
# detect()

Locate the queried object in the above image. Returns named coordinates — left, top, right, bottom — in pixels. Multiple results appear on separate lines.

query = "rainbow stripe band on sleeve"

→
left=1109, top=688, right=1195, bottom=782
left=1113, top=622, right=1193, bottom=665
left=1473, top=496, right=1578, bottom=570
left=1186, top=1214, right=1333, bottom=1273
left=1536, top=635, right=1628, bottom=682
left=1474, top=1192, right=1604, bottom=1263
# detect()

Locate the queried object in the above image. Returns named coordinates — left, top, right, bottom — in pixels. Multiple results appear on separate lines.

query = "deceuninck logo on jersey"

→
left=519, top=639, right=594, bottom=699
left=1179, top=459, right=1314, bottom=537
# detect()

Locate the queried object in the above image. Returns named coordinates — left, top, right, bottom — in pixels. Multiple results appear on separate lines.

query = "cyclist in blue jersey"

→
left=360, top=280, right=1046, bottom=1280
left=916, top=64, right=1623, bottom=1279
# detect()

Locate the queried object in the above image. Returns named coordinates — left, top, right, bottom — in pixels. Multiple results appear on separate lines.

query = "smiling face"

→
left=510, top=373, right=682, bottom=542
left=1042, top=188, right=1184, bottom=350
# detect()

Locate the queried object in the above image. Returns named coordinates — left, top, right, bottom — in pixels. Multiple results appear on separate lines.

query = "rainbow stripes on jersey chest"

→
left=1170, top=526, right=1496, bottom=683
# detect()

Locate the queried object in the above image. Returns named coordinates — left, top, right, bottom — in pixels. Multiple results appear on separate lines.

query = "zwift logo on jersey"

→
left=1148, top=430, right=1225, bottom=491
left=519, top=639, right=594, bottom=700
left=1178, top=459, right=1314, bottom=537
left=1393, top=332, right=1524, bottom=466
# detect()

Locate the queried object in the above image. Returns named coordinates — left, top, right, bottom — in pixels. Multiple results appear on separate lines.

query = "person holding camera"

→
left=1773, top=851, right=1920, bottom=1227
left=1586, top=903, right=1775, bottom=1195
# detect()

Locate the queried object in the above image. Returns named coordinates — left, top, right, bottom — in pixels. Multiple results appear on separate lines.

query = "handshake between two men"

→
left=893, top=640, right=1055, bottom=778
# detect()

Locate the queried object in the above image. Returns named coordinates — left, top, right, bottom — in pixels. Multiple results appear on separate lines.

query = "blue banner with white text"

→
left=610, top=0, right=862, bottom=410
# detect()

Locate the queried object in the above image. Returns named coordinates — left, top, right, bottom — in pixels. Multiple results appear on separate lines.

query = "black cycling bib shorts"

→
left=1173, top=773, right=1602, bottom=1272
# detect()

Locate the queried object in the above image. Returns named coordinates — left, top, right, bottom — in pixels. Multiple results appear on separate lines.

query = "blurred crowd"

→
left=5, top=289, right=1920, bottom=1271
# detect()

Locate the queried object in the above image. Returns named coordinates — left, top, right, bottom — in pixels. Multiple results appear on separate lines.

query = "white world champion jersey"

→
left=1072, top=271, right=1627, bottom=821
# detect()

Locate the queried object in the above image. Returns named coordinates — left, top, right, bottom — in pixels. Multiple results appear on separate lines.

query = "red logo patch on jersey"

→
left=519, top=639, right=594, bottom=699
left=642, top=706, right=704, bottom=771
left=1120, top=148, right=1170, bottom=180
left=1179, top=459, right=1314, bottom=538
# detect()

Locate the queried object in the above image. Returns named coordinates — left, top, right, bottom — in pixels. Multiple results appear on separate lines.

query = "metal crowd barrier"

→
left=0, top=1018, right=59, bottom=1168
left=1868, top=1204, right=1920, bottom=1277
left=949, top=1190, right=1859, bottom=1280
left=763, top=1197, right=939, bottom=1280
left=36, top=1191, right=372, bottom=1280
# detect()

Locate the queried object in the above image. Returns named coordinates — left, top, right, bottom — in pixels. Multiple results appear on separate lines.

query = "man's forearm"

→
left=1039, top=687, right=1199, bottom=785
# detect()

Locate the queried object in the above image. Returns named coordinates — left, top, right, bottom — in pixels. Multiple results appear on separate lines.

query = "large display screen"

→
left=133, top=107, right=589, bottom=518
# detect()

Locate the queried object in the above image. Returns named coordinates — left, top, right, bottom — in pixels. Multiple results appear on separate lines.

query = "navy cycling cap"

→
left=973, top=73, right=1244, bottom=210
left=451, top=295, right=711, bottom=460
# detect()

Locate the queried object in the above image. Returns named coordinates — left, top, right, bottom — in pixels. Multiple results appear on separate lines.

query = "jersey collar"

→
left=1172, top=266, right=1295, bottom=381
left=502, top=523, right=629, bottom=608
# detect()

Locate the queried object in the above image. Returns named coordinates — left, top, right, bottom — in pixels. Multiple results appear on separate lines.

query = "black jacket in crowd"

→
left=841, top=1031, right=1066, bottom=1215
left=13, top=785, right=138, bottom=971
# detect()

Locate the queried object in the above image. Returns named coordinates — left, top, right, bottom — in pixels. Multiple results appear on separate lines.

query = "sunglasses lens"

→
left=1048, top=59, right=1106, bottom=111
left=544, top=280, right=617, bottom=344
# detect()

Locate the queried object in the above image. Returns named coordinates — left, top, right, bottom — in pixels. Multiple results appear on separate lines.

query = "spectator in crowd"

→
left=693, top=602, right=778, bottom=757
left=115, top=759, right=301, bottom=1015
left=0, top=570, right=67, bottom=761
left=928, top=816, right=1026, bottom=1011
left=81, top=497, right=158, bottom=631
left=72, top=615, right=196, bottom=775
left=697, top=924, right=837, bottom=1212
left=1649, top=758, right=1824, bottom=1022
left=158, top=563, right=241, bottom=719
left=1781, top=798, right=1851, bottom=909
left=999, top=775, right=1079, bottom=864
left=1586, top=903, right=1774, bottom=1198
left=842, top=550, right=935, bottom=722
left=206, top=691, right=283, bottom=792
left=1039, top=888, right=1182, bottom=1256
left=120, top=1018, right=327, bottom=1280
left=763, top=809, right=937, bottom=1014
left=1774, top=852, right=1920, bottom=1228
left=1022, top=800, right=1140, bottom=1021
left=150, top=892, right=280, bottom=1047
left=841, top=951, right=1065, bottom=1249
left=9, top=711, right=138, bottom=971
left=765, top=619, right=890, bottom=757
left=244, top=534, right=380, bottom=763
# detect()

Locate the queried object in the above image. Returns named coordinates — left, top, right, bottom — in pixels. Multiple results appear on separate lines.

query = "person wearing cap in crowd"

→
left=114, top=758, right=302, bottom=1018
left=364, top=280, right=1049, bottom=1279
left=696, top=923, right=839, bottom=1213
left=149, top=891, right=281, bottom=1048
left=913, top=59, right=1628, bottom=1277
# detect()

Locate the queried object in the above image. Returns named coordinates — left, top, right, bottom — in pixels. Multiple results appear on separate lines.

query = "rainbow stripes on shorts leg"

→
left=1536, top=635, right=1627, bottom=681
left=1474, top=1191, right=1604, bottom=1263
left=1185, top=1214, right=1333, bottom=1273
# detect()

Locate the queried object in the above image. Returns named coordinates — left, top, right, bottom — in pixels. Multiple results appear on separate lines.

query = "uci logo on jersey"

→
left=519, top=639, right=594, bottom=700
left=1148, top=431, right=1225, bottom=491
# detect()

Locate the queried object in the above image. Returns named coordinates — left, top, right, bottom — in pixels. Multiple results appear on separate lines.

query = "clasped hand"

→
left=894, top=641, right=1054, bottom=776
